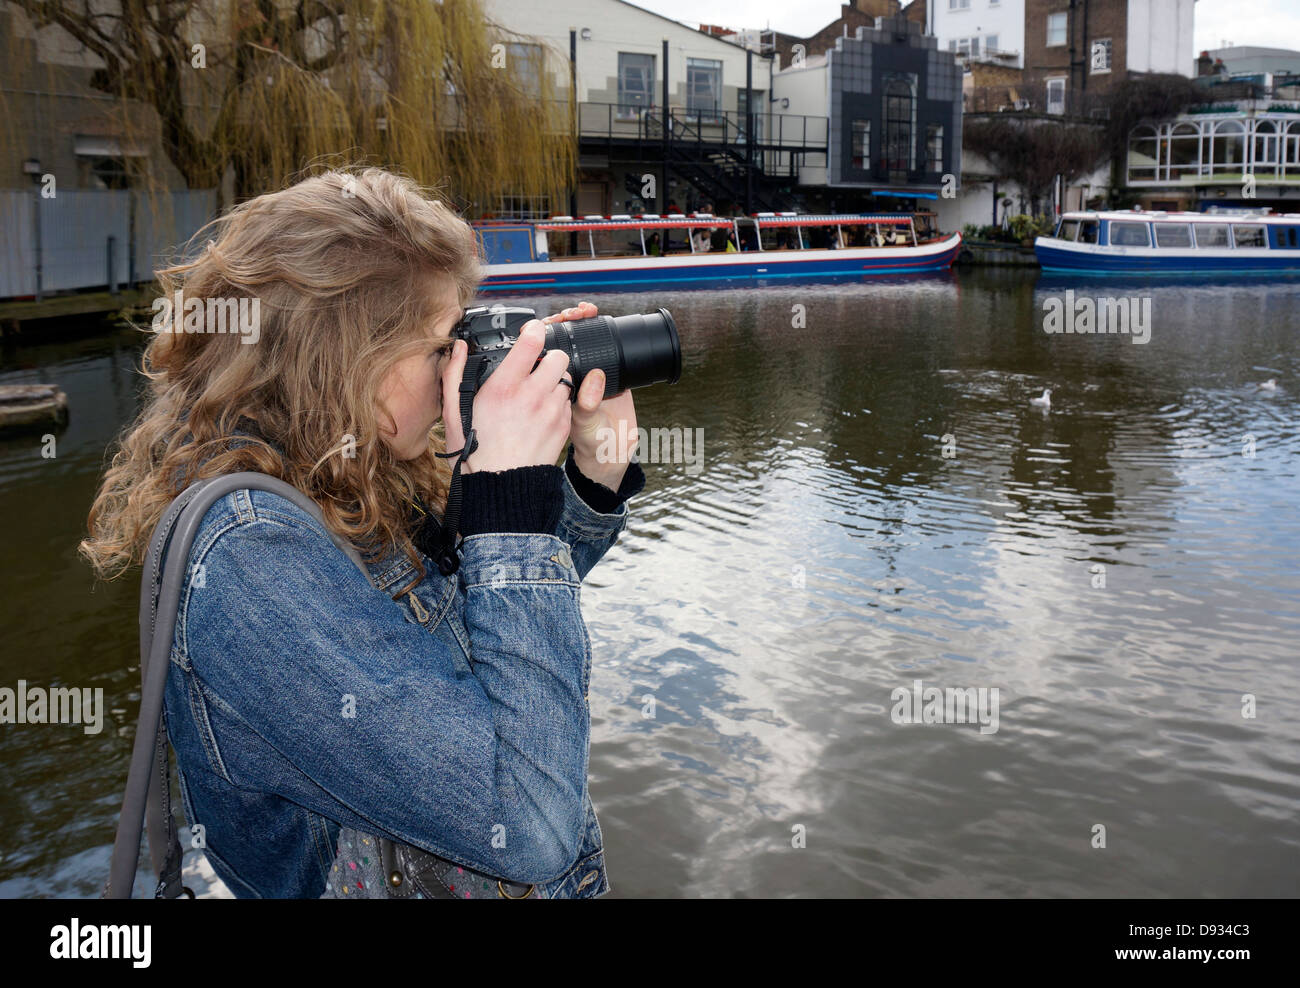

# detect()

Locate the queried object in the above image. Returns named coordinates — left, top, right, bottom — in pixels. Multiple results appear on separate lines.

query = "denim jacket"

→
left=162, top=461, right=632, bottom=898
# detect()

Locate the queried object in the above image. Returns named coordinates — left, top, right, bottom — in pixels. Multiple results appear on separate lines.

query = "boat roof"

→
left=1060, top=209, right=1300, bottom=222
left=474, top=211, right=916, bottom=232
left=751, top=213, right=912, bottom=227
left=530, top=216, right=733, bottom=231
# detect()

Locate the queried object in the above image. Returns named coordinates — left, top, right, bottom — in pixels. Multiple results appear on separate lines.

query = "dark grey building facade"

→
left=826, top=17, right=962, bottom=192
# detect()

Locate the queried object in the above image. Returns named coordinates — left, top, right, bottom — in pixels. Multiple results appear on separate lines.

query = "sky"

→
left=625, top=0, right=1300, bottom=56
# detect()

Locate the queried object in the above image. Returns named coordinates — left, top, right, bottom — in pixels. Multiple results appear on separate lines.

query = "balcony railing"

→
left=964, top=83, right=1110, bottom=119
left=571, top=101, right=828, bottom=150
left=953, top=47, right=1021, bottom=68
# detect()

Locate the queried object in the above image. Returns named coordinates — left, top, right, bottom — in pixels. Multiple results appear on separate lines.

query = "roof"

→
left=1204, top=46, right=1300, bottom=60
left=1061, top=210, right=1300, bottom=222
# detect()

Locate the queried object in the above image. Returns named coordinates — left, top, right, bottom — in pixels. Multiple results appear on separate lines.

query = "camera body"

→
left=452, top=305, right=681, bottom=403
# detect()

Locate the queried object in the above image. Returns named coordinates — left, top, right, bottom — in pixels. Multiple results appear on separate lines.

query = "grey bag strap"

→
left=104, top=472, right=374, bottom=899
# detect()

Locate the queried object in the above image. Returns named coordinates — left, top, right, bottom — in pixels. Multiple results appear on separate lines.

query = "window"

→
left=1091, top=39, right=1112, bottom=73
left=1194, top=224, right=1230, bottom=248
left=687, top=58, right=722, bottom=122
left=1128, top=124, right=1158, bottom=181
left=949, top=0, right=971, bottom=8
left=1154, top=224, right=1192, bottom=248
left=737, top=89, right=764, bottom=142
left=1058, top=219, right=1080, bottom=241
left=1078, top=221, right=1100, bottom=244
left=1047, top=12, right=1067, bottom=47
left=985, top=35, right=999, bottom=53
left=498, top=194, right=552, bottom=220
left=1168, top=122, right=1202, bottom=180
left=1109, top=221, right=1151, bottom=247
left=1254, top=120, right=1279, bottom=169
left=84, top=156, right=131, bottom=189
left=926, top=124, right=944, bottom=172
left=506, top=43, right=543, bottom=96
left=1233, top=224, right=1267, bottom=248
left=1287, top=122, right=1300, bottom=169
left=1046, top=78, right=1066, bottom=115
left=851, top=119, right=870, bottom=170
left=884, top=74, right=917, bottom=173
left=1212, top=120, right=1246, bottom=170
left=618, top=53, right=655, bottom=118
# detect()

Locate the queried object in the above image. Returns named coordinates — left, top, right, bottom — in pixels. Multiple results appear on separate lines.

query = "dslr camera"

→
left=452, top=305, right=681, bottom=402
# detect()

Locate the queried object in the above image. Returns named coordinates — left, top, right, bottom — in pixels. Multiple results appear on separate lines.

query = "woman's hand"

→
left=440, top=319, right=573, bottom=474
left=543, top=302, right=639, bottom=491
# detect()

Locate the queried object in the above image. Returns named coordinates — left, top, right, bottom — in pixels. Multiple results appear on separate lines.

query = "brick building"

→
left=1022, top=0, right=1195, bottom=117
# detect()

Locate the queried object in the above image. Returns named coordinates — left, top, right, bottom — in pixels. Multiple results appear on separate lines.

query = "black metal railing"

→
left=964, top=83, right=1111, bottom=119
left=570, top=101, right=828, bottom=150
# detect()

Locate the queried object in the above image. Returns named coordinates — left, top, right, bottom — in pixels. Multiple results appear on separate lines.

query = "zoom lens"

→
left=544, top=308, right=681, bottom=400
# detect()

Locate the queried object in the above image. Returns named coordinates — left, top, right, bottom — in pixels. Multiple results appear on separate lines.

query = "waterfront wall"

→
left=0, top=189, right=216, bottom=300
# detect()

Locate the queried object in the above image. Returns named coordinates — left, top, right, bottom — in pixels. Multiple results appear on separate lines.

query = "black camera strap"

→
left=431, top=371, right=479, bottom=576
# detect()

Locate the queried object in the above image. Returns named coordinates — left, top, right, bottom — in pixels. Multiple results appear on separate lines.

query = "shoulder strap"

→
left=104, top=472, right=374, bottom=899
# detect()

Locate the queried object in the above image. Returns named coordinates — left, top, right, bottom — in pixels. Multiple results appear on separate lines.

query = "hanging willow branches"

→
left=963, top=116, right=1107, bottom=212
left=2, top=0, right=575, bottom=213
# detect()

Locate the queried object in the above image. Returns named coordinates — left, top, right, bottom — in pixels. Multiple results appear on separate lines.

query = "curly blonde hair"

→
left=79, top=166, right=484, bottom=596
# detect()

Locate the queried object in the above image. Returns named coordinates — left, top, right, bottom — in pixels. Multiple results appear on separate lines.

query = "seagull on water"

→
left=1258, top=379, right=1278, bottom=391
left=1029, top=388, right=1052, bottom=409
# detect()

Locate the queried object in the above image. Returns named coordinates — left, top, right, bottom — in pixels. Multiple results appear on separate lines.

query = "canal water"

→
left=1, top=268, right=1297, bottom=897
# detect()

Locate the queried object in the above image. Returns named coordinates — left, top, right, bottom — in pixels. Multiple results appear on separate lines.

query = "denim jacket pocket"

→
left=548, top=846, right=609, bottom=899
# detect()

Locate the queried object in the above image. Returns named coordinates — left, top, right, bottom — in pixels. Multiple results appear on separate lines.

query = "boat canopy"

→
left=752, top=213, right=912, bottom=227
left=534, top=216, right=733, bottom=232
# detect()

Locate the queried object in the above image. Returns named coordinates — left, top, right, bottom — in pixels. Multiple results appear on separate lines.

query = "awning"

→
left=74, top=136, right=148, bottom=157
left=869, top=189, right=939, bottom=200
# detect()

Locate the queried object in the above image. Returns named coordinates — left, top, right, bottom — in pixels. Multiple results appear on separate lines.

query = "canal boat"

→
left=1034, top=208, right=1300, bottom=276
left=471, top=212, right=962, bottom=293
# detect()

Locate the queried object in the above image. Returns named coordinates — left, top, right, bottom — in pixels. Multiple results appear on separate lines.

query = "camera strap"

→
left=431, top=373, right=479, bottom=576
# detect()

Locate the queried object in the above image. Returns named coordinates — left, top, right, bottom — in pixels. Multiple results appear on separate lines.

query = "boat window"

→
left=1153, top=223, right=1192, bottom=248
left=1078, top=221, right=1099, bottom=244
left=1232, top=224, right=1267, bottom=248
left=1194, top=224, right=1230, bottom=248
left=1109, top=221, right=1151, bottom=247
left=1057, top=219, right=1080, bottom=241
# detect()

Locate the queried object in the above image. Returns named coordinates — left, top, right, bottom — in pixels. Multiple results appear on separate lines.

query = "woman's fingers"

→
left=527, top=346, right=572, bottom=399
left=441, top=339, right=481, bottom=473
left=492, top=319, right=548, bottom=388
left=576, top=368, right=605, bottom=412
left=440, top=339, right=466, bottom=444
left=542, top=301, right=597, bottom=324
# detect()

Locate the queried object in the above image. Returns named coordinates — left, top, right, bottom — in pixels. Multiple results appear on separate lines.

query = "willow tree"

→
left=963, top=116, right=1106, bottom=217
left=1, top=0, right=574, bottom=215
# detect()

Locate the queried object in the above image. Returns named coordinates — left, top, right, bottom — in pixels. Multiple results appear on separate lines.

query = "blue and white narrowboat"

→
left=1034, top=209, right=1300, bottom=275
left=472, top=212, right=962, bottom=293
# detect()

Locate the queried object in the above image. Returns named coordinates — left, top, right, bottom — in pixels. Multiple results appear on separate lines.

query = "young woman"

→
left=80, top=167, right=645, bottom=898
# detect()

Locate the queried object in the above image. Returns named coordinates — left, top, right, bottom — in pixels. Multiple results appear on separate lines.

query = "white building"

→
left=1127, top=0, right=1196, bottom=77
left=478, top=0, right=773, bottom=215
left=927, top=0, right=1025, bottom=68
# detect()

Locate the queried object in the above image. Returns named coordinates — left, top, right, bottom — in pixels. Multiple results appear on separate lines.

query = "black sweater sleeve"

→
left=562, top=443, right=646, bottom=515
left=414, top=445, right=647, bottom=552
